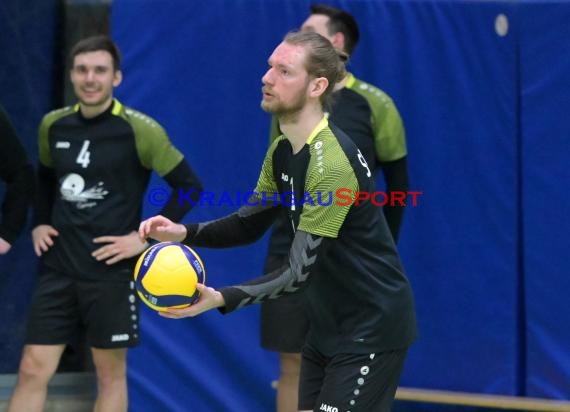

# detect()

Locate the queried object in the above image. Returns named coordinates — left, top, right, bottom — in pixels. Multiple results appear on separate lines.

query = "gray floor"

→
left=0, top=373, right=95, bottom=412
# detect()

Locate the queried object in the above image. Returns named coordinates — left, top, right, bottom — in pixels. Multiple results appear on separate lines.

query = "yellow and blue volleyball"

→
left=134, top=242, right=206, bottom=311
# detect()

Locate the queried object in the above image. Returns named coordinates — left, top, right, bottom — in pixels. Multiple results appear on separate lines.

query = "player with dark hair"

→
left=7, top=35, right=203, bottom=412
left=139, top=31, right=416, bottom=412
left=0, top=104, right=34, bottom=255
left=302, top=3, right=409, bottom=237
left=263, top=5, right=410, bottom=410
left=307, top=3, right=360, bottom=55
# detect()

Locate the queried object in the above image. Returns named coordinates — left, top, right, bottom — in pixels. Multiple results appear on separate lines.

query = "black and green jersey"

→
left=345, top=72, right=407, bottom=164
left=270, top=72, right=407, bottom=167
left=269, top=73, right=409, bottom=245
left=37, top=99, right=199, bottom=280
left=183, top=117, right=416, bottom=354
left=328, top=87, right=375, bottom=168
left=267, top=87, right=376, bottom=254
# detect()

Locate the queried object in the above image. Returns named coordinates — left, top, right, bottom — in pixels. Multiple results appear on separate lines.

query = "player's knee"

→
left=95, top=360, right=126, bottom=380
left=93, top=359, right=126, bottom=388
left=95, top=366, right=126, bottom=391
left=18, top=352, right=56, bottom=384
left=92, top=348, right=127, bottom=383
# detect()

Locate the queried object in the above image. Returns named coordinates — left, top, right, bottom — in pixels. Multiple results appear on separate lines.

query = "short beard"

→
left=261, top=92, right=307, bottom=120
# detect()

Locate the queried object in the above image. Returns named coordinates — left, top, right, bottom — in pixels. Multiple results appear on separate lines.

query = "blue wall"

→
left=0, top=0, right=60, bottom=373
left=111, top=1, right=570, bottom=409
left=519, top=2, right=570, bottom=399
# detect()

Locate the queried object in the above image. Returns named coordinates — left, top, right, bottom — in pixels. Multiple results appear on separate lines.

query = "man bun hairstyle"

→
left=284, top=30, right=346, bottom=109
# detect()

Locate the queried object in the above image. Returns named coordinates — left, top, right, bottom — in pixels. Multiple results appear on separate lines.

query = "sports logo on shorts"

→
left=111, top=334, right=130, bottom=342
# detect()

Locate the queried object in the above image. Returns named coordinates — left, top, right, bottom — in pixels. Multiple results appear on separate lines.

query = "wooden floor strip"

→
left=396, top=388, right=570, bottom=411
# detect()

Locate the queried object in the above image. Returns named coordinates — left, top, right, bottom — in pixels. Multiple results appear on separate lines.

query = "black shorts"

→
left=260, top=253, right=310, bottom=353
left=299, top=344, right=408, bottom=412
left=25, top=268, right=139, bottom=349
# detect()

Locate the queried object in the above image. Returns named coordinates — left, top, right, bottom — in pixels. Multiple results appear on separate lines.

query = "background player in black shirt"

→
left=7, top=36, right=203, bottom=412
left=273, top=3, right=409, bottom=240
left=0, top=104, right=34, bottom=254
left=263, top=5, right=410, bottom=410
left=139, top=31, right=415, bottom=412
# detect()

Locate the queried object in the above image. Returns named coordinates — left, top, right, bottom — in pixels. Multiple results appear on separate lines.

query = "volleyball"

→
left=134, top=242, right=206, bottom=311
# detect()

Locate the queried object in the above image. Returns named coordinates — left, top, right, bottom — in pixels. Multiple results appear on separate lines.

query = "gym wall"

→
left=1, top=0, right=569, bottom=411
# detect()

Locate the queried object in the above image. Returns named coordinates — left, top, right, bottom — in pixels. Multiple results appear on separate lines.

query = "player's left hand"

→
left=159, top=283, right=225, bottom=318
left=92, top=231, right=149, bottom=265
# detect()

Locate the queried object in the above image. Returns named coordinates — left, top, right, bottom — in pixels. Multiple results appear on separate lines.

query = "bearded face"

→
left=261, top=42, right=312, bottom=118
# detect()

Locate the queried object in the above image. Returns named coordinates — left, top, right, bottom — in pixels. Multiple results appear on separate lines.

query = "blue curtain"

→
left=519, top=1, right=570, bottom=399
left=0, top=0, right=59, bottom=373
left=116, top=0, right=570, bottom=409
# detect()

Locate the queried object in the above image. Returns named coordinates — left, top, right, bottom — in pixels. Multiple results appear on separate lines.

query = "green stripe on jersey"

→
left=38, top=106, right=76, bottom=167
left=347, top=73, right=407, bottom=162
left=118, top=105, right=184, bottom=177
left=298, top=127, right=357, bottom=239
left=254, top=136, right=282, bottom=196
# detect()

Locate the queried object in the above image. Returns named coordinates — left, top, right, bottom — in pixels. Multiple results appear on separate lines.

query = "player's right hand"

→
left=138, top=215, right=187, bottom=243
left=158, top=283, right=225, bottom=319
left=32, top=224, right=59, bottom=257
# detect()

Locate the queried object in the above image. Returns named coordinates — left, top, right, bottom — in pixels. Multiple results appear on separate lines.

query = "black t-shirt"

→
left=206, top=118, right=416, bottom=354
left=268, top=88, right=375, bottom=256
left=37, top=100, right=184, bottom=279
left=329, top=87, right=375, bottom=169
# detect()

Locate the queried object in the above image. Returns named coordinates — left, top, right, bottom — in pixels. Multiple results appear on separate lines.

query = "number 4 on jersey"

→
left=76, top=140, right=91, bottom=168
